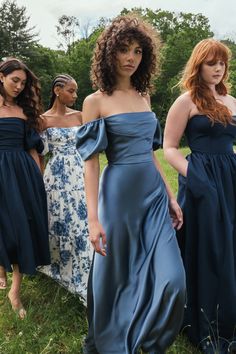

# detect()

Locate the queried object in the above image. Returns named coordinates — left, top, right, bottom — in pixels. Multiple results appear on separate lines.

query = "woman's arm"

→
left=163, top=94, right=191, bottom=177
left=29, top=149, right=41, bottom=170
left=152, top=153, right=183, bottom=230
left=82, top=94, right=106, bottom=256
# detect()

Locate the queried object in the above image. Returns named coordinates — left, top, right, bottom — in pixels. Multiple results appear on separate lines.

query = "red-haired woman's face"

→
left=0, top=69, right=26, bottom=99
left=115, top=40, right=143, bottom=79
left=200, top=56, right=226, bottom=87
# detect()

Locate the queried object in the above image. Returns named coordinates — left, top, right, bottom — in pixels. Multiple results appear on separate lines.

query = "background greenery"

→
left=0, top=1, right=234, bottom=352
left=0, top=0, right=236, bottom=131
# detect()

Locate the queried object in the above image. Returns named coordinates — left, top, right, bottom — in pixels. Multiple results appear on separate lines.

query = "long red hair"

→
left=180, top=38, right=232, bottom=124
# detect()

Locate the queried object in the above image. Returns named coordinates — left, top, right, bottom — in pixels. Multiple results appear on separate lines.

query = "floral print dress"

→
left=39, top=126, right=92, bottom=303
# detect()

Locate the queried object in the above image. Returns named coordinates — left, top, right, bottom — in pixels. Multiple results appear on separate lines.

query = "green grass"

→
left=0, top=148, right=201, bottom=354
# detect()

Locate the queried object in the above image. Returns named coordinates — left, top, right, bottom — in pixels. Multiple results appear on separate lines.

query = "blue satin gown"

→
left=177, top=115, right=236, bottom=352
left=77, top=112, right=186, bottom=354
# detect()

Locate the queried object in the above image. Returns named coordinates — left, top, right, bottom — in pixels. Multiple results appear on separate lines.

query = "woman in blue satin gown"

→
left=163, top=39, right=236, bottom=354
left=0, top=58, right=50, bottom=318
left=76, top=15, right=186, bottom=354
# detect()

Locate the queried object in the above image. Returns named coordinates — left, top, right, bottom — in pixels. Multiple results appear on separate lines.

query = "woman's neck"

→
left=4, top=95, right=16, bottom=107
left=207, top=84, right=219, bottom=98
left=50, top=101, right=67, bottom=116
left=115, top=77, right=133, bottom=91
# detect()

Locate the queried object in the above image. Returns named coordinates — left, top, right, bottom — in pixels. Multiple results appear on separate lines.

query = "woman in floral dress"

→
left=39, top=74, right=92, bottom=303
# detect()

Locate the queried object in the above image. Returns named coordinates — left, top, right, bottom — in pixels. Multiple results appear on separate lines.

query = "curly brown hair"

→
left=91, top=14, right=161, bottom=95
left=0, top=58, right=43, bottom=130
left=180, top=39, right=232, bottom=125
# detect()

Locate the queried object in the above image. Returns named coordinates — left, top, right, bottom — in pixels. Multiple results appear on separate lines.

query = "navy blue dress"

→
left=0, top=117, right=50, bottom=274
left=177, top=115, right=236, bottom=350
left=77, top=112, right=186, bottom=354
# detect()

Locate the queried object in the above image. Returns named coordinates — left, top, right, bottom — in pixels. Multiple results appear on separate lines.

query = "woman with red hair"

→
left=163, top=38, right=236, bottom=354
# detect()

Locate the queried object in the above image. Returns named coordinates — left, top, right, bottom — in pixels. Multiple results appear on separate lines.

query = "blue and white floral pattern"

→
left=39, top=127, right=92, bottom=304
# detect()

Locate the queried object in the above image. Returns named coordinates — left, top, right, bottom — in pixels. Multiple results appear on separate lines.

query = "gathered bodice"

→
left=41, top=126, right=80, bottom=156
left=0, top=117, right=43, bottom=152
left=186, top=115, right=236, bottom=154
left=77, top=112, right=161, bottom=164
left=0, top=117, right=26, bottom=151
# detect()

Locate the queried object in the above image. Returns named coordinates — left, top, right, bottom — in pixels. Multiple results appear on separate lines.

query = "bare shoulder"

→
left=82, top=91, right=103, bottom=123
left=65, top=108, right=82, bottom=124
left=175, top=92, right=193, bottom=106
left=66, top=108, right=82, bottom=117
left=142, top=93, right=151, bottom=108
left=220, top=94, right=236, bottom=114
left=226, top=94, right=236, bottom=105
left=169, top=92, right=195, bottom=118
left=39, top=113, right=48, bottom=129
left=40, top=111, right=54, bottom=130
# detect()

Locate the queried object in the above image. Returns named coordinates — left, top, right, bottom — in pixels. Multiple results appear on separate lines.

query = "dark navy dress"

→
left=0, top=117, right=50, bottom=274
left=177, top=115, right=236, bottom=351
left=77, top=112, right=186, bottom=354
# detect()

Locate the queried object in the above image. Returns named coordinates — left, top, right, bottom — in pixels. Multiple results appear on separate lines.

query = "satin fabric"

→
left=77, top=112, right=186, bottom=354
left=0, top=117, right=50, bottom=274
left=177, top=115, right=236, bottom=349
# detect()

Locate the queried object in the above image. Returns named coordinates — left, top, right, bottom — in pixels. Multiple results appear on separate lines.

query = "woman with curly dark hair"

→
left=0, top=58, right=50, bottom=318
left=163, top=39, right=236, bottom=353
left=77, top=15, right=186, bottom=354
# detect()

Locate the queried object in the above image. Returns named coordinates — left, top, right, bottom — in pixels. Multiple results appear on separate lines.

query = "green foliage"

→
left=0, top=0, right=38, bottom=60
left=25, top=45, right=70, bottom=108
left=68, top=31, right=102, bottom=108
left=0, top=273, right=87, bottom=354
left=152, top=12, right=213, bottom=127
left=229, top=59, right=236, bottom=97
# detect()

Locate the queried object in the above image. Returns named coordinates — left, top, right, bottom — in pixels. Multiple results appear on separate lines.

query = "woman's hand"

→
left=88, top=220, right=107, bottom=256
left=168, top=198, right=183, bottom=230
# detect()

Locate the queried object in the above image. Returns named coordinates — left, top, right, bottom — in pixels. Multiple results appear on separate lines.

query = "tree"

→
left=0, top=0, right=38, bottom=60
left=25, top=45, right=70, bottom=108
left=151, top=11, right=213, bottom=127
left=68, top=29, right=102, bottom=108
left=56, top=15, right=80, bottom=53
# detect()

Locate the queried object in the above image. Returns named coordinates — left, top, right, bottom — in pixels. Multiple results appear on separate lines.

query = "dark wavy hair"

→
left=0, top=58, right=43, bottom=130
left=91, top=14, right=161, bottom=95
left=48, top=74, right=74, bottom=109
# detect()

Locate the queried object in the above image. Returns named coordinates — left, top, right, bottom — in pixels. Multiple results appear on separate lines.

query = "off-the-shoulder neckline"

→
left=0, top=116, right=27, bottom=121
left=84, top=111, right=155, bottom=125
left=45, top=125, right=81, bottom=130
left=189, top=114, right=236, bottom=120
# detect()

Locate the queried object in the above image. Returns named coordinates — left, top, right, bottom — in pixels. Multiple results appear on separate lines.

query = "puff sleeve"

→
left=24, top=127, right=44, bottom=154
left=152, top=117, right=162, bottom=151
left=76, top=119, right=108, bottom=160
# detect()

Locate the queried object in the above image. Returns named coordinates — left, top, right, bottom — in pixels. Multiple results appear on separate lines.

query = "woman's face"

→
left=57, top=80, right=78, bottom=107
left=115, top=40, right=143, bottom=78
left=200, top=56, right=226, bottom=87
left=0, top=69, right=27, bottom=99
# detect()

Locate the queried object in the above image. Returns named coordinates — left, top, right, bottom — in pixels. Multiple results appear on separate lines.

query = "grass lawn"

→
left=0, top=148, right=202, bottom=354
